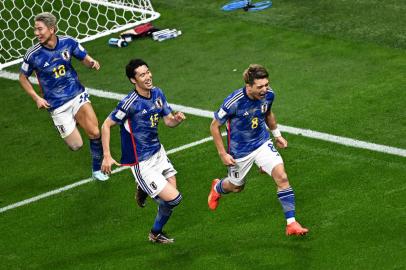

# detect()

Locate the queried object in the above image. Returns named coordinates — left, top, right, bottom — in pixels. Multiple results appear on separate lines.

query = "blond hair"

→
left=35, top=12, right=58, bottom=32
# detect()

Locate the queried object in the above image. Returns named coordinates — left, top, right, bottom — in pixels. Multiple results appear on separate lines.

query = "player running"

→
left=208, top=64, right=308, bottom=236
left=19, top=12, right=108, bottom=181
left=101, top=59, right=185, bottom=244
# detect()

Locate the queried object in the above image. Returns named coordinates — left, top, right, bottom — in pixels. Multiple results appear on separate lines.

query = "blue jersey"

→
left=20, top=35, right=88, bottom=110
left=110, top=87, right=173, bottom=165
left=214, top=87, right=275, bottom=159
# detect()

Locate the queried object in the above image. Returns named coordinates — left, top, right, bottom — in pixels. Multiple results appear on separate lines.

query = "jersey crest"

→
left=261, top=103, right=268, bottom=113
left=61, top=49, right=70, bottom=60
left=155, top=98, right=163, bottom=109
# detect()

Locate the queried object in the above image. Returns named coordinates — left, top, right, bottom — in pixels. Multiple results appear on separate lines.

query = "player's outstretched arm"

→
left=265, top=111, right=288, bottom=148
left=19, top=73, right=50, bottom=109
left=101, top=117, right=120, bottom=174
left=81, top=55, right=100, bottom=70
left=210, top=119, right=235, bottom=166
left=163, top=111, right=186, bottom=127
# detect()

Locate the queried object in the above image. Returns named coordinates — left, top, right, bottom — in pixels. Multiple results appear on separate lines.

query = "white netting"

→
left=0, top=0, right=160, bottom=69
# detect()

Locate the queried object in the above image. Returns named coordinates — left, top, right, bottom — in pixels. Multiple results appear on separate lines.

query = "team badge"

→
left=155, top=98, right=163, bottom=109
left=150, top=181, right=157, bottom=190
left=61, top=50, right=70, bottom=60
left=56, top=125, right=66, bottom=134
left=261, top=103, right=268, bottom=113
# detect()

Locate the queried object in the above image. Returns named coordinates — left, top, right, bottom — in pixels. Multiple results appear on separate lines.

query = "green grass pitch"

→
left=0, top=1, right=405, bottom=269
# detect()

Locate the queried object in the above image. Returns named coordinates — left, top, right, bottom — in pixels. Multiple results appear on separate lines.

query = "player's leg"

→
left=64, top=128, right=83, bottom=151
left=208, top=155, right=253, bottom=210
left=131, top=151, right=182, bottom=244
left=75, top=102, right=100, bottom=139
left=255, top=140, right=308, bottom=235
left=135, top=185, right=148, bottom=208
left=135, top=161, right=177, bottom=209
left=135, top=145, right=177, bottom=208
left=149, top=179, right=182, bottom=244
left=74, top=94, right=107, bottom=181
left=50, top=99, right=83, bottom=151
left=148, top=147, right=181, bottom=243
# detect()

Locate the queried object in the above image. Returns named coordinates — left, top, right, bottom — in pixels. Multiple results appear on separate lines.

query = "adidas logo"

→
left=243, top=111, right=249, bottom=116
left=142, top=109, right=148, bottom=114
left=43, top=62, right=50, bottom=67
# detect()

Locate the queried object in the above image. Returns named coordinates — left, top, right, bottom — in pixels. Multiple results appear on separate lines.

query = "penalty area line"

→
left=0, top=135, right=217, bottom=214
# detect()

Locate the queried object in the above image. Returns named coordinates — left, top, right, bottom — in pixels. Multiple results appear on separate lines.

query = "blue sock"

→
left=215, top=179, right=229, bottom=194
left=89, top=137, right=103, bottom=172
left=277, top=186, right=296, bottom=220
left=151, top=193, right=182, bottom=234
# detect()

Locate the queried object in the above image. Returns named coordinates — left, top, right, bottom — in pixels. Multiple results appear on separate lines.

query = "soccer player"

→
left=208, top=64, right=309, bottom=236
left=101, top=59, right=185, bottom=244
left=19, top=12, right=108, bottom=181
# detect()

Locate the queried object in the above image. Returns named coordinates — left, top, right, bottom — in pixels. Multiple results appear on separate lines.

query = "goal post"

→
left=0, top=0, right=160, bottom=70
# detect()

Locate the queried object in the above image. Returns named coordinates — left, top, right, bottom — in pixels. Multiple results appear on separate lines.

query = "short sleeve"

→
left=266, top=89, right=275, bottom=112
left=154, top=89, right=172, bottom=117
left=160, top=92, right=172, bottom=117
left=109, top=100, right=130, bottom=125
left=214, top=102, right=234, bottom=125
left=71, top=38, right=87, bottom=60
left=20, top=59, right=34, bottom=77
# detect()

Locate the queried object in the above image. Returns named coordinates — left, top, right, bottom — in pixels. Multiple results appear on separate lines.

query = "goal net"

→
left=0, top=0, right=160, bottom=70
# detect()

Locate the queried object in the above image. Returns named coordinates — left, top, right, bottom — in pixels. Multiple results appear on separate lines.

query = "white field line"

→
left=0, top=135, right=218, bottom=213
left=1, top=69, right=405, bottom=213
left=2, top=70, right=405, bottom=157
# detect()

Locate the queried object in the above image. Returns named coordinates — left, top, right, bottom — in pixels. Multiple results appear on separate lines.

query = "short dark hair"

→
left=243, top=64, right=269, bottom=85
left=126, top=59, right=148, bottom=80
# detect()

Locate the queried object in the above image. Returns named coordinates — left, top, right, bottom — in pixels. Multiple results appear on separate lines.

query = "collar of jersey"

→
left=40, top=36, right=59, bottom=51
left=243, top=87, right=254, bottom=101
left=134, top=87, right=153, bottom=100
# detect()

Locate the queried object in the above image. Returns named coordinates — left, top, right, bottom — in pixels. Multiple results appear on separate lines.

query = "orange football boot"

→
left=208, top=179, right=221, bottom=210
left=286, top=221, right=309, bottom=236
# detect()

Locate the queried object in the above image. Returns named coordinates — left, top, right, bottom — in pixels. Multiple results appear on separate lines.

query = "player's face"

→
left=246, top=78, right=269, bottom=100
left=132, top=65, right=153, bottom=91
left=34, top=21, right=55, bottom=45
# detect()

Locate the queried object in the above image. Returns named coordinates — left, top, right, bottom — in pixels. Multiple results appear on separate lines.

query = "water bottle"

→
left=108, top=38, right=128, bottom=47
left=152, top=29, right=174, bottom=40
left=157, top=30, right=182, bottom=42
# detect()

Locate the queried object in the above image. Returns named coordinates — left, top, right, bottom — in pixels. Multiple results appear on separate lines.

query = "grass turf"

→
left=0, top=0, right=405, bottom=269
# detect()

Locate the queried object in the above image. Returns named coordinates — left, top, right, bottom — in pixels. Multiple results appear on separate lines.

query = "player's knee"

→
left=276, top=173, right=290, bottom=189
left=167, top=192, right=182, bottom=208
left=87, top=127, right=101, bottom=139
left=68, top=142, right=83, bottom=151
left=232, top=184, right=245, bottom=193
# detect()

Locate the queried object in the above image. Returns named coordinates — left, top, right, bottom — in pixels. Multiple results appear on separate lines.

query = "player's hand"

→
left=173, top=111, right=186, bottom=123
left=35, top=96, right=50, bottom=109
left=90, top=59, right=100, bottom=70
left=101, top=155, right=120, bottom=175
left=275, top=136, right=288, bottom=148
left=220, top=152, right=236, bottom=166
